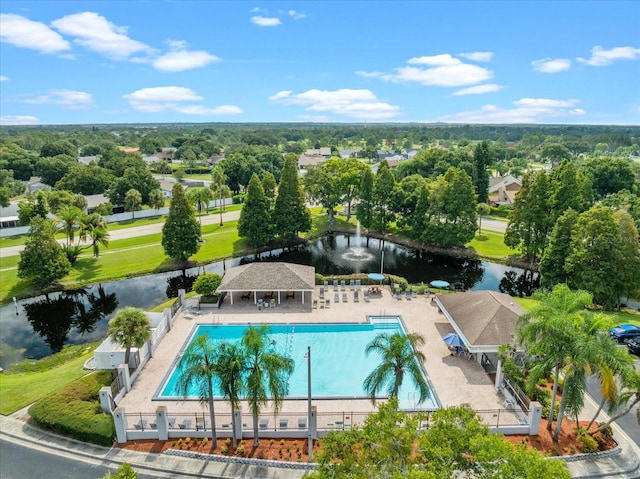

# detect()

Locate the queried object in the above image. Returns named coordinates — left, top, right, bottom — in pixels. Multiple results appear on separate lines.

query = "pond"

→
left=0, top=234, right=538, bottom=368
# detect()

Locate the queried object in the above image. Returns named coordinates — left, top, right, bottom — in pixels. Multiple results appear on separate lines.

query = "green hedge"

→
left=29, top=370, right=115, bottom=446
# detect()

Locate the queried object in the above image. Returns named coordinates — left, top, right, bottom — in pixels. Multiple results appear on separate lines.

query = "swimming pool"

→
left=157, top=316, right=439, bottom=410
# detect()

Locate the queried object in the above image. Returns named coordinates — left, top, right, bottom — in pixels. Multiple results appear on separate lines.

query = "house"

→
left=298, top=154, right=328, bottom=169
left=305, top=147, right=331, bottom=158
left=78, top=155, right=99, bottom=165
left=159, top=180, right=177, bottom=198
left=84, top=194, right=111, bottom=214
left=207, top=155, right=225, bottom=166
left=26, top=176, right=50, bottom=194
left=338, top=149, right=361, bottom=159
left=488, top=175, right=521, bottom=207
left=142, top=156, right=160, bottom=165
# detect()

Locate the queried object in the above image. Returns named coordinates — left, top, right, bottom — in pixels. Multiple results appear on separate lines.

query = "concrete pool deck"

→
left=118, top=287, right=508, bottom=420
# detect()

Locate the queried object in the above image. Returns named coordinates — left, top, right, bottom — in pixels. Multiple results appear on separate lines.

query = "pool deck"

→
left=118, top=288, right=508, bottom=419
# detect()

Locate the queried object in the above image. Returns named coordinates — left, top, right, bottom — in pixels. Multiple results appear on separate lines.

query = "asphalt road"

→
left=585, top=354, right=640, bottom=446
left=0, top=438, right=165, bottom=479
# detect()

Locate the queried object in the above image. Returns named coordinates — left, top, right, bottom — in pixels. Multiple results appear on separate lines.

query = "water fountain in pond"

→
left=342, top=221, right=374, bottom=262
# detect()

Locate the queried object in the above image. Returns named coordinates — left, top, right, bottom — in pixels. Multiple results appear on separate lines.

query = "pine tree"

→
left=539, top=208, right=578, bottom=289
left=372, top=160, right=395, bottom=233
left=273, top=156, right=311, bottom=243
left=356, top=168, right=374, bottom=229
left=161, top=183, right=201, bottom=263
left=238, top=173, right=273, bottom=247
left=472, top=140, right=492, bottom=203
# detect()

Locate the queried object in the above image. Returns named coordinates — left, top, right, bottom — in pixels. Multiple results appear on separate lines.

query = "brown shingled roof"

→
left=218, top=262, right=316, bottom=292
left=436, top=291, right=525, bottom=346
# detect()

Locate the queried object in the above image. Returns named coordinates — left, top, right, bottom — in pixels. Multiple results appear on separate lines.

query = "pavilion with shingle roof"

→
left=217, top=262, right=315, bottom=305
left=435, top=291, right=525, bottom=355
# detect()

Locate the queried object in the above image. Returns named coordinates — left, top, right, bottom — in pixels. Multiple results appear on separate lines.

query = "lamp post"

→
left=305, top=346, right=313, bottom=462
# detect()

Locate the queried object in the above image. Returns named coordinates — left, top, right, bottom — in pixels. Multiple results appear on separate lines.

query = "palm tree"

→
left=242, top=325, right=294, bottom=447
left=215, top=342, right=246, bottom=448
left=124, top=188, right=142, bottom=220
left=108, top=307, right=151, bottom=367
left=57, top=205, right=81, bottom=248
left=187, top=187, right=213, bottom=227
left=211, top=165, right=227, bottom=226
left=586, top=329, right=633, bottom=429
left=79, top=213, right=109, bottom=257
left=363, top=332, right=430, bottom=404
left=176, top=334, right=220, bottom=448
left=589, top=368, right=640, bottom=436
left=517, top=284, right=592, bottom=433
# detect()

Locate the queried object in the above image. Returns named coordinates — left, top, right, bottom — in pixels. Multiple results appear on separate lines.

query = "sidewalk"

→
left=1, top=406, right=638, bottom=478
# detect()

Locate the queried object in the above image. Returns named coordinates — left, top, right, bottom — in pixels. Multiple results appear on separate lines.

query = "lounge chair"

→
left=412, top=289, right=418, bottom=298
left=406, top=290, right=412, bottom=300
left=355, top=279, right=361, bottom=290
left=334, top=292, right=340, bottom=303
left=364, top=290, right=370, bottom=302
left=341, top=280, right=346, bottom=291
left=325, top=299, right=330, bottom=308
left=279, top=419, right=289, bottom=430
left=395, top=290, right=402, bottom=300
left=324, top=280, right=329, bottom=289
left=349, top=279, right=355, bottom=290
left=168, top=417, right=177, bottom=429
left=342, top=292, right=348, bottom=302
left=298, top=417, right=307, bottom=429
left=179, top=419, right=192, bottom=430
left=313, top=299, right=318, bottom=309
left=333, top=279, right=338, bottom=291
left=259, top=418, right=269, bottom=429
left=319, top=299, right=325, bottom=309
left=354, top=291, right=359, bottom=303
left=319, top=287, right=325, bottom=299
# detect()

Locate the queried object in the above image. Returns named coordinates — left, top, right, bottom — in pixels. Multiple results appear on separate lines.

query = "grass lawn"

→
left=467, top=230, right=515, bottom=258
left=515, top=297, right=640, bottom=327
left=0, top=344, right=96, bottom=415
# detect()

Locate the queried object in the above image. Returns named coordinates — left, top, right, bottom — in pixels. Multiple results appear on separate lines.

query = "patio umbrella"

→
left=430, top=280, right=450, bottom=289
left=442, top=333, right=464, bottom=347
left=367, top=273, right=385, bottom=281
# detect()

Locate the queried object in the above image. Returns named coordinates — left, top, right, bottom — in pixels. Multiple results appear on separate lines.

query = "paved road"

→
left=586, top=355, right=640, bottom=446
left=478, top=217, right=507, bottom=233
left=0, top=438, right=161, bottom=479
left=0, top=210, right=242, bottom=259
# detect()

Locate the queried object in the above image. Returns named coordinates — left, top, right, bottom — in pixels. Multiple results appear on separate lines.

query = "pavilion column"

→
left=277, top=291, right=281, bottom=305
left=253, top=291, right=257, bottom=304
left=230, top=292, right=234, bottom=305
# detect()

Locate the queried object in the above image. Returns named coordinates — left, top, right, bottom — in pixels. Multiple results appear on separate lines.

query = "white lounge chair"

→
left=259, top=418, right=269, bottom=429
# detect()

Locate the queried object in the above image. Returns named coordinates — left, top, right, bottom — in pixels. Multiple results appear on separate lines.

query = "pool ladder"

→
left=286, top=326, right=295, bottom=393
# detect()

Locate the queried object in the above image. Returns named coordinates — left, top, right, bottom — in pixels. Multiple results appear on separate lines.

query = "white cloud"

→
left=175, top=105, right=243, bottom=115
left=250, top=16, right=281, bottom=27
left=288, top=10, right=306, bottom=20
left=459, top=51, right=494, bottom=62
left=440, top=98, right=585, bottom=123
left=123, top=86, right=242, bottom=115
left=0, top=13, right=71, bottom=54
left=0, top=115, right=40, bottom=125
left=51, top=12, right=152, bottom=60
left=24, top=89, right=93, bottom=109
left=532, top=58, right=571, bottom=73
left=0, top=76, right=8, bottom=82
left=355, top=70, right=383, bottom=78
left=153, top=41, right=219, bottom=72
left=373, top=54, right=493, bottom=87
left=577, top=45, right=640, bottom=66
left=453, top=84, right=503, bottom=96
left=269, top=88, right=401, bottom=119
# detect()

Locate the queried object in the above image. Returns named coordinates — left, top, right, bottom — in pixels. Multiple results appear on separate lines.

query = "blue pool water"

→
left=157, top=317, right=439, bottom=410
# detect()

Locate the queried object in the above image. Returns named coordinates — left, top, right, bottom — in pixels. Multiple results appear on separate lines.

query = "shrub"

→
left=28, top=370, right=115, bottom=446
left=202, top=437, right=208, bottom=446
left=193, top=273, right=222, bottom=297
left=225, top=437, right=231, bottom=446
left=578, top=433, right=599, bottom=453
left=221, top=445, right=228, bottom=454
left=236, top=444, right=245, bottom=455
left=232, top=194, right=245, bottom=204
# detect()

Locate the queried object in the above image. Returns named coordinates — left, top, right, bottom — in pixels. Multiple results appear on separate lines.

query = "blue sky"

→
left=1, top=1, right=639, bottom=126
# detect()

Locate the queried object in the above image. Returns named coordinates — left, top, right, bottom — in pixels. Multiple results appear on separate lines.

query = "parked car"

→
left=627, top=338, right=640, bottom=356
left=609, top=324, right=640, bottom=343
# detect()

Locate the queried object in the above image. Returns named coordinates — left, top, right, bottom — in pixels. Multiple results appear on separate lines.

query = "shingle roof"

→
left=437, top=291, right=525, bottom=346
left=218, top=262, right=316, bottom=292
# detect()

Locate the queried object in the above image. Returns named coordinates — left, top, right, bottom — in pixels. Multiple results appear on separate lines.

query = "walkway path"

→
left=0, top=210, right=241, bottom=259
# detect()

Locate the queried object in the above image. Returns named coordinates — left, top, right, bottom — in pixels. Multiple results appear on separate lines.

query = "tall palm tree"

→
left=187, top=187, right=213, bottom=227
left=363, top=332, right=430, bottom=404
left=517, top=284, right=592, bottom=433
left=586, top=327, right=633, bottom=429
left=211, top=165, right=227, bottom=226
left=176, top=334, right=220, bottom=448
left=108, top=307, right=151, bottom=366
left=242, top=325, right=294, bottom=447
left=57, top=205, right=81, bottom=248
left=589, top=368, right=640, bottom=436
left=215, top=342, right=246, bottom=448
left=79, top=213, right=109, bottom=257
